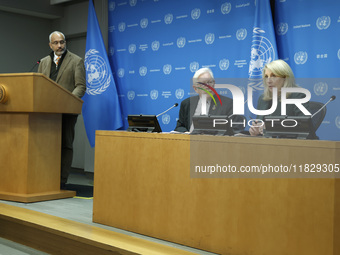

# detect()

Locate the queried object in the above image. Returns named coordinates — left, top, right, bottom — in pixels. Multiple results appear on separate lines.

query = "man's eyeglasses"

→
left=51, top=40, right=66, bottom=45
left=197, top=80, right=215, bottom=85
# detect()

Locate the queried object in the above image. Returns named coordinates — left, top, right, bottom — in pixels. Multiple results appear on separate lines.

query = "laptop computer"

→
left=127, top=115, right=162, bottom=133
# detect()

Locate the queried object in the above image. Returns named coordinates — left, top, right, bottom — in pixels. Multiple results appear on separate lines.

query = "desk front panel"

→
left=93, top=131, right=340, bottom=255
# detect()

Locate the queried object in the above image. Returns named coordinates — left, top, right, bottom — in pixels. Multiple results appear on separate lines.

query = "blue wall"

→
left=107, top=0, right=340, bottom=141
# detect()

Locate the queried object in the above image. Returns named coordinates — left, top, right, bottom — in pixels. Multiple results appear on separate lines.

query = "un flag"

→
left=82, top=0, right=123, bottom=147
left=248, top=0, right=278, bottom=116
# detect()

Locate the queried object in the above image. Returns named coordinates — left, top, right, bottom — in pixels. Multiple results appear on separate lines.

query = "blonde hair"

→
left=262, top=59, right=298, bottom=100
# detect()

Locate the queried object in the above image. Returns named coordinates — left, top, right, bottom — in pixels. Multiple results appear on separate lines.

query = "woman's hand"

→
left=249, top=120, right=264, bottom=136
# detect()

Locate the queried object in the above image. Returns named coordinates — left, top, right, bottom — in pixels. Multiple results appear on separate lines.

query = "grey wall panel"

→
left=0, top=11, right=52, bottom=73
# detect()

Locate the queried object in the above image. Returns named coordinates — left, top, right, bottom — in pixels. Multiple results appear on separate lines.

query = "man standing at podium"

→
left=38, top=31, right=86, bottom=188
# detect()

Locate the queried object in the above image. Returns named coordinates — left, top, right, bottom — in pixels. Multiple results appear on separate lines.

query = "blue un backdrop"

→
left=107, top=0, right=340, bottom=141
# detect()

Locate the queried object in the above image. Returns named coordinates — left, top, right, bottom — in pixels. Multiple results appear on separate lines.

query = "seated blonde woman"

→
left=249, top=59, right=309, bottom=136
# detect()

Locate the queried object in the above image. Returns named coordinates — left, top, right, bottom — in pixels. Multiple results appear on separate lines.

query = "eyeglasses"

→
left=51, top=40, right=65, bottom=45
left=205, top=80, right=215, bottom=85
left=197, top=80, right=215, bottom=85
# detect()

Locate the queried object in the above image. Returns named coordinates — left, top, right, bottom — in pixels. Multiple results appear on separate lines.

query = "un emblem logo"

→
left=335, top=116, right=340, bottom=129
left=140, top=18, right=148, bottom=29
left=236, top=28, right=247, bottom=40
left=221, top=2, right=231, bottom=14
left=162, top=114, right=170, bottom=125
left=219, top=59, right=230, bottom=71
left=177, top=37, right=186, bottom=48
left=129, top=0, right=137, bottom=6
left=205, top=33, right=215, bottom=45
left=294, top=51, right=308, bottom=65
left=191, top=8, right=201, bottom=20
left=128, top=44, right=136, bottom=54
left=313, top=82, right=328, bottom=96
left=249, top=27, right=276, bottom=78
left=190, top=62, right=199, bottom=73
left=150, top=90, right=158, bottom=100
left=151, top=41, right=160, bottom=51
left=109, top=1, right=115, bottom=11
left=175, top=89, right=185, bottom=99
left=127, top=91, right=135, bottom=101
left=85, top=49, right=112, bottom=96
left=118, top=22, right=126, bottom=32
left=276, top=23, right=288, bottom=35
left=139, top=66, right=147, bottom=76
left=163, top=64, right=172, bottom=75
left=117, top=68, right=125, bottom=78
left=164, top=14, right=173, bottom=25
left=316, top=16, right=331, bottom=30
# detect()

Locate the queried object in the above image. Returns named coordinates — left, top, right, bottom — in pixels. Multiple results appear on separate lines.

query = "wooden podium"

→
left=0, top=73, right=83, bottom=203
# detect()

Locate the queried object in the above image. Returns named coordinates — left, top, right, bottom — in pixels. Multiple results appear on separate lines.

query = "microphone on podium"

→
left=311, top=95, right=336, bottom=119
left=29, top=60, right=41, bottom=72
left=156, top=103, right=179, bottom=117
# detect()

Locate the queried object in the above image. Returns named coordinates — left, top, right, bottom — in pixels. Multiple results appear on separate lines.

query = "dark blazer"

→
left=38, top=50, right=86, bottom=98
left=256, top=92, right=310, bottom=120
left=175, top=95, right=236, bottom=132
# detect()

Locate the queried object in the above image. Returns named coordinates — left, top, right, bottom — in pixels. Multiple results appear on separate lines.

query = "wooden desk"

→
left=93, top=131, right=340, bottom=255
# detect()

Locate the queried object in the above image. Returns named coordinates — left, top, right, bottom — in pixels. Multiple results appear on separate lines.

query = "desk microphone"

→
left=156, top=103, right=178, bottom=117
left=29, top=60, right=41, bottom=72
left=311, top=95, right=336, bottom=118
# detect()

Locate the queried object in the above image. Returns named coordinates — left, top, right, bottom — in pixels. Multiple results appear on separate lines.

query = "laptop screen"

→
left=127, top=115, right=162, bottom=133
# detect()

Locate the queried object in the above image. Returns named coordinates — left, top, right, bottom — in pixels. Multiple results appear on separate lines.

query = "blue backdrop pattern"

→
left=274, top=0, right=340, bottom=140
left=107, top=0, right=340, bottom=140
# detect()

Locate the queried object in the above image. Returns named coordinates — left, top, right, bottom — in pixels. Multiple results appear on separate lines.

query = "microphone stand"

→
left=156, top=103, right=178, bottom=117
left=29, top=60, right=41, bottom=72
left=311, top=96, right=336, bottom=118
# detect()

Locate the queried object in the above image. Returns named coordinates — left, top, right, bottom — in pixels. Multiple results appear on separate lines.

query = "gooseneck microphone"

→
left=29, top=60, right=41, bottom=72
left=311, top=95, right=336, bottom=118
left=156, top=103, right=179, bottom=117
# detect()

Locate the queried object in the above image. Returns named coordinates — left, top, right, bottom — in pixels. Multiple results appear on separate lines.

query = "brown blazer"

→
left=38, top=50, right=86, bottom=98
